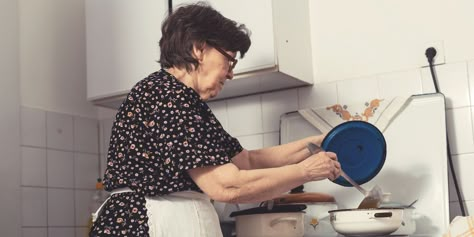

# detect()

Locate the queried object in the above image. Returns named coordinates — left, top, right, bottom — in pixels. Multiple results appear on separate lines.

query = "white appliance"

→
left=280, top=93, right=449, bottom=236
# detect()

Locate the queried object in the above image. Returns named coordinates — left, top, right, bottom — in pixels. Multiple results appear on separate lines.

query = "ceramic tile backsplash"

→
left=469, top=61, right=474, bottom=105
left=74, top=153, right=99, bottom=189
left=208, top=100, right=228, bottom=131
left=74, top=116, right=99, bottom=153
left=48, top=188, right=75, bottom=226
left=76, top=227, right=90, bottom=237
left=446, top=108, right=474, bottom=154
left=47, top=149, right=74, bottom=188
left=21, top=107, right=46, bottom=147
left=377, top=68, right=423, bottom=98
left=21, top=147, right=47, bottom=187
left=263, top=132, right=280, bottom=147
left=48, top=227, right=75, bottom=237
left=75, top=190, right=94, bottom=226
left=22, top=228, right=47, bottom=237
left=227, top=95, right=262, bottom=136
left=21, top=187, right=47, bottom=227
left=262, top=89, right=298, bottom=133
left=21, top=106, right=101, bottom=232
left=237, top=134, right=263, bottom=150
left=46, top=111, right=74, bottom=151
left=336, top=76, right=379, bottom=105
left=99, top=118, right=113, bottom=154
left=421, top=62, right=470, bottom=108
left=298, top=82, right=338, bottom=109
left=452, top=153, right=474, bottom=201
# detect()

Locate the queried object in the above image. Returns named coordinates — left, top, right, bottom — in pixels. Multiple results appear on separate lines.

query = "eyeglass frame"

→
left=212, top=46, right=238, bottom=72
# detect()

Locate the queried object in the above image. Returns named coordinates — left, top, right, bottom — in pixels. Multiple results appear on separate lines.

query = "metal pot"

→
left=328, top=207, right=404, bottom=236
left=230, top=204, right=306, bottom=237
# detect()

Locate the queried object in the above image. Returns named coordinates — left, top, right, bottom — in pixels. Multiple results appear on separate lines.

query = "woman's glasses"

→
left=213, top=47, right=238, bottom=72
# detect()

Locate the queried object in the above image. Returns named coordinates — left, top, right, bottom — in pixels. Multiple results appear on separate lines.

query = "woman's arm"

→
left=187, top=149, right=340, bottom=203
left=232, top=134, right=325, bottom=170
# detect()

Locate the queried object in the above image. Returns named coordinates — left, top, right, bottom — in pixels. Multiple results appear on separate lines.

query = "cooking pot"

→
left=230, top=204, right=306, bottom=237
left=270, top=191, right=338, bottom=236
left=328, top=207, right=404, bottom=236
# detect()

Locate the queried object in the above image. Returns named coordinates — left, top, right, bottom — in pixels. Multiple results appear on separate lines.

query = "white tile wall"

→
left=452, top=154, right=474, bottom=201
left=76, top=227, right=90, bottom=237
left=22, top=228, right=47, bottom=237
left=48, top=188, right=75, bottom=226
left=262, top=89, right=298, bottom=133
left=237, top=134, right=263, bottom=150
left=21, top=147, right=47, bottom=186
left=263, top=132, right=280, bottom=148
left=446, top=108, right=474, bottom=154
left=377, top=68, right=423, bottom=98
left=48, top=227, right=75, bottom=237
left=74, top=117, right=99, bottom=153
left=74, top=153, right=99, bottom=189
left=208, top=100, right=228, bottom=130
left=21, top=106, right=100, bottom=233
left=47, top=150, right=75, bottom=188
left=21, top=107, right=46, bottom=147
left=21, top=187, right=47, bottom=226
left=99, top=119, right=113, bottom=154
left=75, top=190, right=94, bottom=227
left=227, top=95, right=262, bottom=136
left=421, top=62, right=470, bottom=108
left=336, top=76, right=379, bottom=104
left=468, top=61, right=474, bottom=105
left=46, top=112, right=74, bottom=151
left=298, top=82, right=338, bottom=109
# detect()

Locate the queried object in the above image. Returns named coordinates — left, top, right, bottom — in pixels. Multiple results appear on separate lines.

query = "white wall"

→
left=19, top=0, right=98, bottom=118
left=0, top=0, right=21, bottom=236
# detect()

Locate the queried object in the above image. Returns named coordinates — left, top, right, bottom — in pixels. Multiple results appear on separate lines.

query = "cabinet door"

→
left=172, top=0, right=276, bottom=74
left=86, top=0, right=168, bottom=100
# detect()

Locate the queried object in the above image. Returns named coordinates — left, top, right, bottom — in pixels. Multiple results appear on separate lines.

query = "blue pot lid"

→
left=321, top=121, right=386, bottom=187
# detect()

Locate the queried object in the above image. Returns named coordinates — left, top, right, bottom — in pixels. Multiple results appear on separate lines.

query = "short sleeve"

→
left=148, top=88, right=243, bottom=175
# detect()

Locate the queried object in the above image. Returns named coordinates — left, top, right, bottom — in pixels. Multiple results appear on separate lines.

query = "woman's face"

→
left=195, top=46, right=236, bottom=101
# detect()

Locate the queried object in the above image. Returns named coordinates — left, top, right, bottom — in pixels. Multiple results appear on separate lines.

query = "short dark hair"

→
left=159, top=2, right=251, bottom=72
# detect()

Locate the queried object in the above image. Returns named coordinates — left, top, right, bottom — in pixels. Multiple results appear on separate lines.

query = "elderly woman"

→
left=89, top=2, right=341, bottom=237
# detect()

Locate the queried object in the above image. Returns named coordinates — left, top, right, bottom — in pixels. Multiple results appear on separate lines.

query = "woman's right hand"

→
left=298, top=151, right=341, bottom=181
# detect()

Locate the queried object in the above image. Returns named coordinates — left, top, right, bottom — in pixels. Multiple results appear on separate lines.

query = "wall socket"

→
left=419, top=40, right=445, bottom=67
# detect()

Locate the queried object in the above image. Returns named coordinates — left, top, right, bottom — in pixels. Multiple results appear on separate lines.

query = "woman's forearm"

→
left=190, top=162, right=310, bottom=203
left=247, top=135, right=324, bottom=169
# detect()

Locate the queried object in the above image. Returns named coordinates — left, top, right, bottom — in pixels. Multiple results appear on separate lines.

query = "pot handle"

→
left=371, top=212, right=393, bottom=218
left=270, top=217, right=298, bottom=227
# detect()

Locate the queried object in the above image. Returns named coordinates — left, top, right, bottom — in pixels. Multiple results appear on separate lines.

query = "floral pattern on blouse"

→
left=90, top=69, right=243, bottom=236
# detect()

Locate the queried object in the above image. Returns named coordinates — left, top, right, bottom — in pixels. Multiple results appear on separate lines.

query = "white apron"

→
left=93, top=188, right=223, bottom=237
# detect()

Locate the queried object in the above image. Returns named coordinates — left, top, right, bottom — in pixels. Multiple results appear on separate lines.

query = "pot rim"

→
left=328, top=207, right=404, bottom=213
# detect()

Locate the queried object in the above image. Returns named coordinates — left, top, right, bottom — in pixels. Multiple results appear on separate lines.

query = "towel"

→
left=298, top=96, right=410, bottom=134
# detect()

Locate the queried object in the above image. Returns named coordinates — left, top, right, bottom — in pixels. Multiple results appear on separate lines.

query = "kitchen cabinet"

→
left=86, top=0, right=313, bottom=108
left=85, top=0, right=168, bottom=104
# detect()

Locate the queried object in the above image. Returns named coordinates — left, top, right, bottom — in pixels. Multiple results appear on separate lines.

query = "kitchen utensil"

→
left=230, top=204, right=306, bottom=237
left=321, top=121, right=387, bottom=187
left=328, top=207, right=404, bottom=236
left=307, top=142, right=386, bottom=209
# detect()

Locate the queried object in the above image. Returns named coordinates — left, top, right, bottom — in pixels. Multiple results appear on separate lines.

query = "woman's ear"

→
left=192, top=42, right=206, bottom=62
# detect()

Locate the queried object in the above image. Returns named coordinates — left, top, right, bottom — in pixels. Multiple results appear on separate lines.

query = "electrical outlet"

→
left=419, top=40, right=445, bottom=68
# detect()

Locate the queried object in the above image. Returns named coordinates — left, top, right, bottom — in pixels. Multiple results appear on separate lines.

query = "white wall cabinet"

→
left=86, top=0, right=312, bottom=108
left=172, top=0, right=276, bottom=74
left=85, top=0, right=168, bottom=102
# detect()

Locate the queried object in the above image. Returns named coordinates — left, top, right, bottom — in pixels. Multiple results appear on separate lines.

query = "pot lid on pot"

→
left=229, top=204, right=307, bottom=217
left=321, top=121, right=386, bottom=187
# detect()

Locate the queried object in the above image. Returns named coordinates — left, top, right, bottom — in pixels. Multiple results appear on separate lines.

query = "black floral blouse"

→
left=89, top=69, right=243, bottom=236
